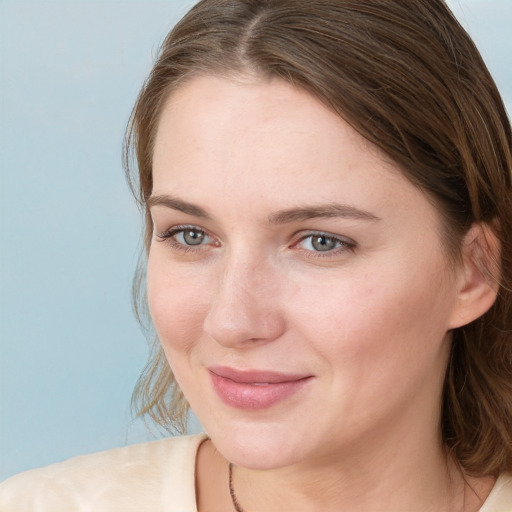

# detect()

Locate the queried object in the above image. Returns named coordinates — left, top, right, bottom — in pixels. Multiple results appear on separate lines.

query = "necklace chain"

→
left=229, top=463, right=247, bottom=512
left=228, top=461, right=470, bottom=512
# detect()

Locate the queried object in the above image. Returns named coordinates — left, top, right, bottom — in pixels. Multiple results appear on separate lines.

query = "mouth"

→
left=208, top=366, right=313, bottom=410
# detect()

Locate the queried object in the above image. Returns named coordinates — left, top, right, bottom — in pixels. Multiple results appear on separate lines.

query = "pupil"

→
left=312, top=235, right=336, bottom=251
left=184, top=230, right=204, bottom=245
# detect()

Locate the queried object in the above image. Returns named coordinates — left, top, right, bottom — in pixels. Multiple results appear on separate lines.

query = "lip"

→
left=208, top=366, right=313, bottom=410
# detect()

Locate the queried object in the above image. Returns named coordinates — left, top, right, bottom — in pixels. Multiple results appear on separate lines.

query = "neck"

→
left=231, top=417, right=467, bottom=512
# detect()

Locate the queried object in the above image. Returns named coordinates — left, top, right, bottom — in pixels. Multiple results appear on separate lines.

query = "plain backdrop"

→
left=0, top=0, right=511, bottom=481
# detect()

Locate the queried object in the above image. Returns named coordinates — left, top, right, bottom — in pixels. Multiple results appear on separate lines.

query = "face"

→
left=148, top=75, right=465, bottom=470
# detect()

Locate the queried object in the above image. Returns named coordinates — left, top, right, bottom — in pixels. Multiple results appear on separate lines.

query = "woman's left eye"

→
left=296, top=233, right=355, bottom=254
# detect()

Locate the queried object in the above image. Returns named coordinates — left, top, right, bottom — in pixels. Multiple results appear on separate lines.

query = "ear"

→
left=448, top=223, right=500, bottom=330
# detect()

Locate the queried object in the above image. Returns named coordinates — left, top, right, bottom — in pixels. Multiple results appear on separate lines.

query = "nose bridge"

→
left=223, top=248, right=271, bottom=297
left=203, top=248, right=285, bottom=347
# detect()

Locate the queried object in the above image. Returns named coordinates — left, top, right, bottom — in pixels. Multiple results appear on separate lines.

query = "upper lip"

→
left=209, top=366, right=311, bottom=384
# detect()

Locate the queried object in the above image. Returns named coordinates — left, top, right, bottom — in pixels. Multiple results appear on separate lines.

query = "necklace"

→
left=229, top=463, right=247, bottom=512
left=229, top=462, right=469, bottom=512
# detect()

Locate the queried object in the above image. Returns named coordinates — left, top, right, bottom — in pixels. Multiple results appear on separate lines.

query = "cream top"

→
left=1, top=434, right=511, bottom=511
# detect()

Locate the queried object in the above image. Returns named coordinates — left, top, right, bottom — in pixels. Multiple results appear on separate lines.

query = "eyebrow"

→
left=147, top=195, right=211, bottom=219
left=267, top=204, right=381, bottom=224
left=147, top=194, right=380, bottom=224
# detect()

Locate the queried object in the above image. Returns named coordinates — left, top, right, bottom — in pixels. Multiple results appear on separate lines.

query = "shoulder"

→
left=0, top=434, right=207, bottom=512
left=480, top=473, right=512, bottom=512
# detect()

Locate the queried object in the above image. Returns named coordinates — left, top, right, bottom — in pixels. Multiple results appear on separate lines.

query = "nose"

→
left=203, top=256, right=286, bottom=348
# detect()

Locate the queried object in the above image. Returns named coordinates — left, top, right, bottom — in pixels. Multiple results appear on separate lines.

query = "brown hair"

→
left=125, top=0, right=512, bottom=475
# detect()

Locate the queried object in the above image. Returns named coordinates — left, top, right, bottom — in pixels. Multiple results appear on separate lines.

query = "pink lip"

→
left=208, top=366, right=313, bottom=410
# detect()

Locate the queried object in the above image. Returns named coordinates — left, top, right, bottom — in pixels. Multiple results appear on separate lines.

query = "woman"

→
left=1, top=0, right=511, bottom=510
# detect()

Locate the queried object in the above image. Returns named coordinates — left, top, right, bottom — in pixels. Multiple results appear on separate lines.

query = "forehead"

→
left=155, top=75, right=379, bottom=153
left=151, top=75, right=437, bottom=229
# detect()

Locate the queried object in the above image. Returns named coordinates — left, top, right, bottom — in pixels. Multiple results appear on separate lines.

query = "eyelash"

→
left=155, top=226, right=356, bottom=257
left=156, top=225, right=216, bottom=253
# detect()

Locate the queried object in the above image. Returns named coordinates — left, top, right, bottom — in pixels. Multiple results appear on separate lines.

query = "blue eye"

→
left=156, top=226, right=215, bottom=250
left=298, top=233, right=355, bottom=253
left=177, top=228, right=207, bottom=246
left=309, top=234, right=338, bottom=251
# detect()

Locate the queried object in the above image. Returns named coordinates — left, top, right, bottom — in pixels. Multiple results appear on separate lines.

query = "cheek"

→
left=286, top=262, right=456, bottom=434
left=290, top=259, right=456, bottom=373
left=146, top=253, right=210, bottom=354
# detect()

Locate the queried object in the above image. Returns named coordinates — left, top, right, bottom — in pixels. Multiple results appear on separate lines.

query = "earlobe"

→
left=448, top=223, right=501, bottom=330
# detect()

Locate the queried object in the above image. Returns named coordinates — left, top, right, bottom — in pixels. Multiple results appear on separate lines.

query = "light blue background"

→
left=0, top=0, right=510, bottom=481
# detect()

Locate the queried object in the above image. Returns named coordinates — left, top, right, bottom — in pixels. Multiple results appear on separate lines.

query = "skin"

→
left=147, top=75, right=497, bottom=511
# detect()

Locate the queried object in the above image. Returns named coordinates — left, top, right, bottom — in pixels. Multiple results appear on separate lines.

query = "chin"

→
left=204, top=417, right=309, bottom=469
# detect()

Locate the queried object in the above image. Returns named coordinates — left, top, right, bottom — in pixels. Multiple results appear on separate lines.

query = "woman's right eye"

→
left=156, top=226, right=217, bottom=251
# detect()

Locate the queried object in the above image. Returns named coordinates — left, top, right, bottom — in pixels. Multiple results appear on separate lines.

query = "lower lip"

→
left=210, top=373, right=312, bottom=410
